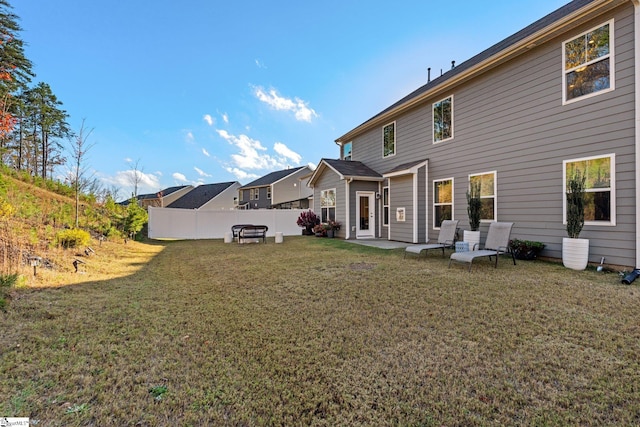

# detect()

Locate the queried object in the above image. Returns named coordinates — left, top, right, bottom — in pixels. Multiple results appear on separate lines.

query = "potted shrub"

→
left=509, top=239, right=545, bottom=260
left=326, top=220, right=341, bottom=238
left=563, top=170, right=589, bottom=270
left=313, top=223, right=327, bottom=237
left=464, top=180, right=481, bottom=250
left=296, top=210, right=319, bottom=235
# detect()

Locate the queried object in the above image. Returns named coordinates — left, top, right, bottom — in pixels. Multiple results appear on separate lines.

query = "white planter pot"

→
left=562, top=237, right=589, bottom=270
left=464, top=230, right=481, bottom=251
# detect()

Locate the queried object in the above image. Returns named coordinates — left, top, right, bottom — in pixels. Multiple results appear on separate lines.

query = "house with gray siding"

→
left=238, top=166, right=313, bottom=209
left=309, top=0, right=640, bottom=268
left=166, top=181, right=241, bottom=210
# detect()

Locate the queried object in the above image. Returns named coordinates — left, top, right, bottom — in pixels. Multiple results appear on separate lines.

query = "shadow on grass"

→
left=1, top=236, right=638, bottom=426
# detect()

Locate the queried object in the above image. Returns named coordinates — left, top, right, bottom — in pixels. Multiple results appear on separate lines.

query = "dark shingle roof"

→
left=240, top=166, right=307, bottom=189
left=322, top=159, right=382, bottom=179
left=384, top=159, right=428, bottom=175
left=119, top=185, right=190, bottom=204
left=337, top=0, right=596, bottom=141
left=167, top=182, right=236, bottom=209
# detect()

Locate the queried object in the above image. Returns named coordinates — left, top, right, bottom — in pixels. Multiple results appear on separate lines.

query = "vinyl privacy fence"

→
left=147, top=207, right=306, bottom=240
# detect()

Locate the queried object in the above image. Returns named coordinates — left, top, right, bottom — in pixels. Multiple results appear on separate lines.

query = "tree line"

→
left=0, top=0, right=72, bottom=182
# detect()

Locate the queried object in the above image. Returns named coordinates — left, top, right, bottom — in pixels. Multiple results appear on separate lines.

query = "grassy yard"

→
left=1, top=236, right=639, bottom=426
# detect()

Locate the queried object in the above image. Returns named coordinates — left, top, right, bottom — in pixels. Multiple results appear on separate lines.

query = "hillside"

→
left=0, top=170, right=147, bottom=289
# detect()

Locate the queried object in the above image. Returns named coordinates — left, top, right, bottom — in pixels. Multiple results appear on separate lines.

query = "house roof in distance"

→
left=166, top=182, right=237, bottom=209
left=118, top=185, right=191, bottom=205
left=239, top=166, right=308, bottom=189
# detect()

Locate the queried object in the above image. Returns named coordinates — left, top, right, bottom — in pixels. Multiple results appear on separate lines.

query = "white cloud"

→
left=185, top=131, right=194, bottom=142
left=172, top=172, right=188, bottom=183
left=225, top=167, right=260, bottom=181
left=216, top=129, right=278, bottom=170
left=194, top=167, right=212, bottom=178
left=255, top=59, right=266, bottom=69
left=221, top=112, right=229, bottom=124
left=203, top=114, right=214, bottom=126
left=273, top=142, right=302, bottom=164
left=254, top=86, right=318, bottom=122
left=102, top=169, right=162, bottom=198
left=202, top=148, right=210, bottom=157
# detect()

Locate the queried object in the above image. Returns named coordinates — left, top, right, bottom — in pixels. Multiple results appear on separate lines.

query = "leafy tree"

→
left=124, top=198, right=148, bottom=239
left=24, top=82, right=72, bottom=179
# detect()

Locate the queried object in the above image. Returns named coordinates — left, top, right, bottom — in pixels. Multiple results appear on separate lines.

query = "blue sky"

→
left=14, top=0, right=568, bottom=199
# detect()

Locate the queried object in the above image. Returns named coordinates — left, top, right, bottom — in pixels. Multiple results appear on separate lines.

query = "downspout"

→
left=345, top=178, right=352, bottom=239
left=634, top=0, right=640, bottom=268
left=413, top=172, right=419, bottom=243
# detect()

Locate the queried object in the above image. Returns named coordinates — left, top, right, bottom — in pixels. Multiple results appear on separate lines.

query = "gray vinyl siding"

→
left=272, top=169, right=313, bottom=205
left=312, top=170, right=346, bottom=238
left=347, top=3, right=636, bottom=267
left=389, top=175, right=414, bottom=242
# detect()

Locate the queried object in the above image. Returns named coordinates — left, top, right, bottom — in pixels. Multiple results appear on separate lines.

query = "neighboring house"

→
left=238, top=166, right=313, bottom=209
left=309, top=0, right=640, bottom=268
left=119, top=185, right=194, bottom=209
left=167, top=181, right=241, bottom=210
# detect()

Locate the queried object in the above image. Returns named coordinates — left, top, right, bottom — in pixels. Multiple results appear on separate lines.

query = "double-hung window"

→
left=469, top=172, right=497, bottom=222
left=563, top=21, right=613, bottom=103
left=433, top=178, right=453, bottom=228
left=320, top=189, right=336, bottom=222
left=343, top=142, right=352, bottom=161
left=433, top=96, right=453, bottom=143
left=266, top=187, right=271, bottom=200
left=563, top=154, right=615, bottom=225
left=383, top=122, right=395, bottom=158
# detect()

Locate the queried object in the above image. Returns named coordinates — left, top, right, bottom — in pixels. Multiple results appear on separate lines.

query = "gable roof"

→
left=336, top=0, right=608, bottom=143
left=308, top=158, right=383, bottom=186
left=166, top=182, right=237, bottom=209
left=240, top=166, right=308, bottom=189
left=118, top=185, right=191, bottom=205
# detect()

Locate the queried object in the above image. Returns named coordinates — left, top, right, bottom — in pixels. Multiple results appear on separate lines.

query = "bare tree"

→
left=69, top=119, right=95, bottom=228
left=127, top=158, right=144, bottom=199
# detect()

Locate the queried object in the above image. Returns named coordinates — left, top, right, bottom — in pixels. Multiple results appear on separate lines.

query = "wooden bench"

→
left=232, top=224, right=254, bottom=242
left=237, top=225, right=268, bottom=244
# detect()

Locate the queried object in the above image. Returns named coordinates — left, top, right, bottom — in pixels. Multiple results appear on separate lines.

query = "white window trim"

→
left=321, top=188, right=336, bottom=222
left=433, top=177, right=454, bottom=229
left=267, top=186, right=271, bottom=199
left=469, top=171, right=497, bottom=223
left=382, top=186, right=389, bottom=227
left=343, top=141, right=353, bottom=161
left=382, top=121, right=396, bottom=158
left=563, top=153, right=616, bottom=226
left=432, top=95, right=454, bottom=144
left=562, top=19, right=615, bottom=105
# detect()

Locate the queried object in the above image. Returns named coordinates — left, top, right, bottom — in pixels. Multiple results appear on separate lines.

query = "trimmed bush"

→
left=56, top=228, right=91, bottom=249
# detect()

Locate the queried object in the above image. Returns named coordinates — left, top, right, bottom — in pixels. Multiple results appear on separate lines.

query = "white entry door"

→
left=356, top=192, right=375, bottom=238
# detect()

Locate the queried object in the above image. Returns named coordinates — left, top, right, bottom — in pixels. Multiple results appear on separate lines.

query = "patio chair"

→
left=404, top=219, right=459, bottom=259
left=448, top=222, right=516, bottom=271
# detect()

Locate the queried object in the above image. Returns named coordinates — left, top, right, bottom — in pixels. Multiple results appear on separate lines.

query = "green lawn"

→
left=1, top=237, right=639, bottom=426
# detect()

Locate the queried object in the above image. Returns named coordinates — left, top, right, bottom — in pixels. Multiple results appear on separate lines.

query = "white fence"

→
left=147, top=207, right=306, bottom=240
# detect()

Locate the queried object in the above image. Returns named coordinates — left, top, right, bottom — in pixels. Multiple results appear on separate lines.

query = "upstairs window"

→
left=383, top=122, right=395, bottom=158
left=469, top=171, right=497, bottom=222
left=563, top=21, right=613, bottom=103
left=563, top=154, right=615, bottom=225
left=343, top=142, right=352, bottom=161
left=433, top=178, right=453, bottom=228
left=433, top=96, right=453, bottom=143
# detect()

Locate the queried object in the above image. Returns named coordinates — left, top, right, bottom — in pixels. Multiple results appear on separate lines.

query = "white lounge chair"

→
left=449, top=222, right=516, bottom=271
left=405, top=220, right=459, bottom=259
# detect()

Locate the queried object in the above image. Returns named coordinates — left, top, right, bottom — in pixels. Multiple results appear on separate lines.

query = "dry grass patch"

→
left=1, top=236, right=639, bottom=425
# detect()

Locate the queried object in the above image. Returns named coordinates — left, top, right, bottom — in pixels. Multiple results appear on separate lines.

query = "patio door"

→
left=356, top=192, right=375, bottom=238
